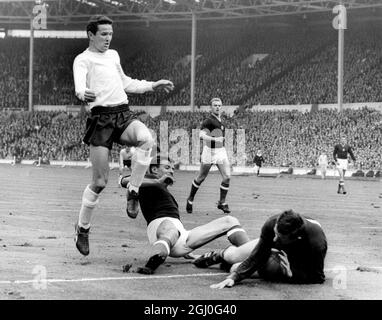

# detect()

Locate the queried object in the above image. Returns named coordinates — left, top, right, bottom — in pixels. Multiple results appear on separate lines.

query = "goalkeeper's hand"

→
left=210, top=278, right=235, bottom=289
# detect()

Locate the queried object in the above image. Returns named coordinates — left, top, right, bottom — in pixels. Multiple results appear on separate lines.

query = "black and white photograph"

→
left=0, top=0, right=381, bottom=306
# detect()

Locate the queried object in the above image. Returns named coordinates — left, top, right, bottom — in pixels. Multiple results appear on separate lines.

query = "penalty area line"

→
left=0, top=272, right=224, bottom=285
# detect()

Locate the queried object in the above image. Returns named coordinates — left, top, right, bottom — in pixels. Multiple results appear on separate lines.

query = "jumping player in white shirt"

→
left=73, top=15, right=174, bottom=256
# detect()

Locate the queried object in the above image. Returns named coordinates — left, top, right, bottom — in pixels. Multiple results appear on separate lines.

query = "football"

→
left=259, top=251, right=284, bottom=280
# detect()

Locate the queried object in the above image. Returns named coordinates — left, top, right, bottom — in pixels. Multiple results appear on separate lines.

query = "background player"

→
left=318, top=149, right=328, bottom=180
left=333, top=135, right=356, bottom=194
left=120, top=154, right=250, bottom=274
left=186, top=97, right=231, bottom=214
left=254, top=149, right=265, bottom=176
left=193, top=210, right=327, bottom=288
left=73, top=15, right=174, bottom=256
left=118, top=146, right=135, bottom=186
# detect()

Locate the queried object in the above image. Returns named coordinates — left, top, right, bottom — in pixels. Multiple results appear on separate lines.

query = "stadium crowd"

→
left=1, top=22, right=381, bottom=109
left=164, top=28, right=333, bottom=106
left=0, top=111, right=88, bottom=161
left=0, top=20, right=381, bottom=170
left=245, top=27, right=382, bottom=106
left=1, top=107, right=381, bottom=171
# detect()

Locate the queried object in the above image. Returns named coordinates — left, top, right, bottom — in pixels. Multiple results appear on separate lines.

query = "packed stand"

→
left=244, top=24, right=382, bottom=106
left=1, top=22, right=382, bottom=110
left=0, top=111, right=88, bottom=161
left=1, top=108, right=381, bottom=171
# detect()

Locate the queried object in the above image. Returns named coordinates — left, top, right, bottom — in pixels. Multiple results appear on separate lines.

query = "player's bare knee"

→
left=92, top=177, right=108, bottom=192
left=222, top=177, right=230, bottom=185
left=226, top=215, right=239, bottom=226
left=157, top=221, right=180, bottom=245
left=136, top=138, right=155, bottom=151
left=222, top=247, right=240, bottom=264
left=136, top=129, right=155, bottom=151
left=218, top=215, right=239, bottom=228
left=195, top=175, right=206, bottom=184
left=224, top=255, right=238, bottom=265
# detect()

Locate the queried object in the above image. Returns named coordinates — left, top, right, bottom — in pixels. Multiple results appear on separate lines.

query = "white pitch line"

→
left=360, top=227, right=382, bottom=229
left=1, top=267, right=382, bottom=286
left=0, top=272, right=223, bottom=285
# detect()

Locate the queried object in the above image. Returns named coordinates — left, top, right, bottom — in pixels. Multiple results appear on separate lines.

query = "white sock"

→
left=78, top=185, right=99, bottom=229
left=128, top=147, right=152, bottom=192
left=153, top=240, right=171, bottom=257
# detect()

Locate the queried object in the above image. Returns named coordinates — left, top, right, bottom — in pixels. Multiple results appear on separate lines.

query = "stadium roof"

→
left=0, top=0, right=382, bottom=26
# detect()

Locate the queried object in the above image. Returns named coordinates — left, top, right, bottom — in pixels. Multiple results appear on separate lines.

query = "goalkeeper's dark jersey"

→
left=228, top=214, right=327, bottom=284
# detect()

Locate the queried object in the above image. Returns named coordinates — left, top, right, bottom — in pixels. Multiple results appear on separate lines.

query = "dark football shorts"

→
left=123, top=159, right=132, bottom=168
left=83, top=104, right=138, bottom=150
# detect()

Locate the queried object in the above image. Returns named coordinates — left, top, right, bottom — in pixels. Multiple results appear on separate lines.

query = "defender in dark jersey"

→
left=333, top=136, right=356, bottom=194
left=254, top=149, right=265, bottom=176
left=193, top=210, right=327, bottom=288
left=119, top=155, right=250, bottom=274
left=186, top=97, right=231, bottom=214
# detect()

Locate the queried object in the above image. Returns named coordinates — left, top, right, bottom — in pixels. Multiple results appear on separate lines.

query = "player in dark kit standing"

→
left=333, top=136, right=356, bottom=194
left=186, top=98, right=231, bottom=214
left=72, top=15, right=174, bottom=256
left=254, top=149, right=265, bottom=176
left=193, top=210, right=327, bottom=288
left=119, top=154, right=250, bottom=274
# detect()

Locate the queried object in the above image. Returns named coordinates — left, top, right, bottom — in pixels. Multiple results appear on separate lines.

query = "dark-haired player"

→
left=119, top=155, right=250, bottom=274
left=193, top=210, right=327, bottom=288
left=333, top=136, right=356, bottom=194
left=73, top=15, right=174, bottom=256
left=186, top=97, right=231, bottom=214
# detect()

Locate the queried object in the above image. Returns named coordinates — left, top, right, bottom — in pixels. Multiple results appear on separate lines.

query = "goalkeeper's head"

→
left=273, top=209, right=305, bottom=245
